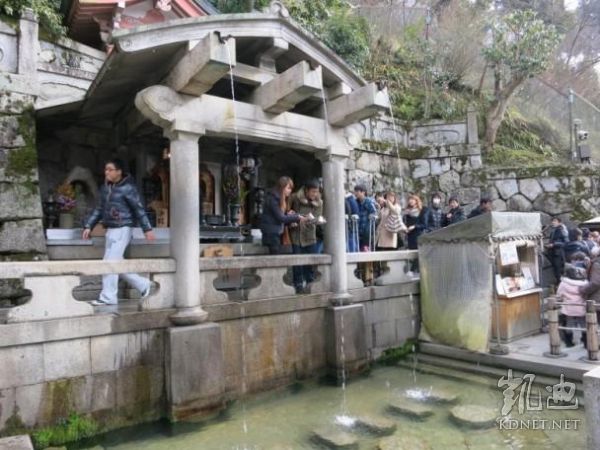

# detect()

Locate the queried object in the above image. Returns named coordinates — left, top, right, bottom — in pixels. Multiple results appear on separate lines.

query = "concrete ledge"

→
left=420, top=342, right=592, bottom=381
left=0, top=435, right=33, bottom=450
left=0, top=258, right=176, bottom=278
left=0, top=309, right=173, bottom=348
left=346, top=250, right=418, bottom=263
left=350, top=282, right=420, bottom=302
left=200, top=254, right=331, bottom=270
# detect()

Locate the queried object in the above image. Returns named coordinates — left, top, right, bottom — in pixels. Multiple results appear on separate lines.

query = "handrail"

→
left=200, top=254, right=331, bottom=270
left=0, top=258, right=176, bottom=278
left=346, top=250, right=418, bottom=264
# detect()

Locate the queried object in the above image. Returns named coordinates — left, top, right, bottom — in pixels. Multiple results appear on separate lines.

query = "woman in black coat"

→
left=260, top=176, right=305, bottom=254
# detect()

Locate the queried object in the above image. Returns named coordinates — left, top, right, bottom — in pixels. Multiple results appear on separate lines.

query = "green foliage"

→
left=0, top=0, right=65, bottom=37
left=486, top=108, right=568, bottom=166
left=31, top=413, right=98, bottom=449
left=320, top=11, right=370, bottom=69
left=208, top=0, right=270, bottom=13
left=482, top=10, right=561, bottom=81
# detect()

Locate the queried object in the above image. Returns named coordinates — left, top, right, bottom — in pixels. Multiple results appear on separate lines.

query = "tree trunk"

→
left=484, top=75, right=526, bottom=150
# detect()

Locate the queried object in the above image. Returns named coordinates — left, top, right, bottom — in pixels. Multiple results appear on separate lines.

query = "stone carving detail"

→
left=422, top=129, right=460, bottom=145
left=266, top=1, right=290, bottom=18
left=135, top=85, right=182, bottom=129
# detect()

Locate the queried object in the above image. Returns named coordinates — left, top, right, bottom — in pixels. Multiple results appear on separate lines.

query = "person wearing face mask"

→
left=421, top=192, right=444, bottom=233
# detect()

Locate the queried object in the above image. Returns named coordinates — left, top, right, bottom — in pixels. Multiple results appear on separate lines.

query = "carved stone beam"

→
left=249, top=61, right=322, bottom=114
left=164, top=32, right=236, bottom=96
left=255, top=37, right=289, bottom=72
left=327, top=83, right=391, bottom=127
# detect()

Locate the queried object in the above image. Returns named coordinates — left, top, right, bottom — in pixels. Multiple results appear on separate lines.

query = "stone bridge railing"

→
left=0, top=259, right=176, bottom=323
left=346, top=250, right=419, bottom=289
left=0, top=252, right=417, bottom=323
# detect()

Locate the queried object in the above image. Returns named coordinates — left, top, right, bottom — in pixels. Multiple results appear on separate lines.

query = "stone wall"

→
left=347, top=113, right=599, bottom=227
left=0, top=283, right=419, bottom=439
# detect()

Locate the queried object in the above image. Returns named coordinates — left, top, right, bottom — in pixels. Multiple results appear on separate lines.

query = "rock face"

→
left=378, top=434, right=431, bottom=450
left=312, top=427, right=359, bottom=449
left=449, top=404, right=497, bottom=429
left=388, top=398, right=434, bottom=419
left=354, top=415, right=397, bottom=435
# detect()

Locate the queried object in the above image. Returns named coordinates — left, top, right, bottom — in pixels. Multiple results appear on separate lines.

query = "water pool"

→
left=76, top=364, right=586, bottom=450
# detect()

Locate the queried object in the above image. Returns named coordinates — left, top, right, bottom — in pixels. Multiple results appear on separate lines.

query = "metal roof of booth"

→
left=418, top=211, right=542, bottom=244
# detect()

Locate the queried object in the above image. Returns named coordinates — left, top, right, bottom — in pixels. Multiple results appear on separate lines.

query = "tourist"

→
left=354, top=184, right=377, bottom=285
left=546, top=216, right=569, bottom=284
left=82, top=158, right=158, bottom=306
left=421, top=192, right=444, bottom=233
left=468, top=197, right=493, bottom=218
left=289, top=179, right=323, bottom=294
left=354, top=184, right=377, bottom=251
left=260, top=176, right=306, bottom=255
left=443, top=196, right=465, bottom=227
left=582, top=228, right=597, bottom=253
left=557, top=264, right=588, bottom=347
left=345, top=191, right=359, bottom=252
left=376, top=191, right=406, bottom=251
left=563, top=228, right=590, bottom=262
left=403, top=194, right=424, bottom=251
left=403, top=194, right=423, bottom=275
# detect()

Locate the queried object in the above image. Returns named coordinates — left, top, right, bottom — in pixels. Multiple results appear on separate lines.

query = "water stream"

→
left=225, top=37, right=250, bottom=447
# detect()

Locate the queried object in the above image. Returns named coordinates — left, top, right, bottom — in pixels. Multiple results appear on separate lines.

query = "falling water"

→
left=225, top=37, right=249, bottom=447
left=387, top=99, right=401, bottom=160
left=408, top=293, right=418, bottom=384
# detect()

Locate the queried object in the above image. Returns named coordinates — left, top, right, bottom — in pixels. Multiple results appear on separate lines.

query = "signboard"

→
left=499, top=242, right=519, bottom=266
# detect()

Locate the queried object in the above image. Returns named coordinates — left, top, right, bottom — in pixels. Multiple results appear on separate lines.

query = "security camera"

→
left=578, top=130, right=589, bottom=141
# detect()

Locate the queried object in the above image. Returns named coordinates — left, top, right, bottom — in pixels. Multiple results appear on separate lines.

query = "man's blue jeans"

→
left=292, top=243, right=319, bottom=290
left=99, top=227, right=150, bottom=304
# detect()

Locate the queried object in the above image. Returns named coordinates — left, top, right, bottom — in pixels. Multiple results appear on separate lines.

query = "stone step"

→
left=0, top=435, right=34, bottom=450
left=420, top=387, right=460, bottom=404
left=387, top=398, right=434, bottom=419
left=354, top=415, right=396, bottom=435
left=449, top=404, right=497, bottom=429
left=378, top=434, right=431, bottom=450
left=311, top=426, right=359, bottom=449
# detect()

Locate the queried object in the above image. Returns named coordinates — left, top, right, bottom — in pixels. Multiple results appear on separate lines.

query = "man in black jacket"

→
left=468, top=197, right=492, bottom=219
left=546, top=217, right=569, bottom=284
left=83, top=158, right=156, bottom=306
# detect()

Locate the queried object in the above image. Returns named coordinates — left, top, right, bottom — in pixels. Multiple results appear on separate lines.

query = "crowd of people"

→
left=546, top=218, right=600, bottom=348
left=343, top=185, right=493, bottom=255
left=259, top=176, right=495, bottom=290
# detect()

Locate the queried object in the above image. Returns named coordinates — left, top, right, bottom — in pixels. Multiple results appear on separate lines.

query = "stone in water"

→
left=450, top=405, right=497, bottom=429
left=425, top=387, right=459, bottom=404
left=387, top=398, right=434, bottom=419
left=378, top=434, right=431, bottom=450
left=355, top=415, right=397, bottom=435
left=312, top=426, right=359, bottom=449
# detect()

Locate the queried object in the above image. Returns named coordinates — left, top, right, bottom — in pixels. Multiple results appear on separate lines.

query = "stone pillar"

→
left=325, top=304, right=369, bottom=381
left=467, top=103, right=479, bottom=145
left=18, top=9, right=38, bottom=76
left=166, top=323, right=225, bottom=421
left=167, top=131, right=208, bottom=325
left=320, top=153, right=351, bottom=305
left=584, top=366, right=600, bottom=448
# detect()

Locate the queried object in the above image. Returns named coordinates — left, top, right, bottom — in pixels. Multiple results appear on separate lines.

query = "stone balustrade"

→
left=0, top=259, right=175, bottom=323
left=346, top=250, right=419, bottom=289
left=200, top=254, right=332, bottom=303
left=0, top=255, right=334, bottom=323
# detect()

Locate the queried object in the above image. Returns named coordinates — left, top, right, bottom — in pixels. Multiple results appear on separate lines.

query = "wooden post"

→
left=586, top=300, right=599, bottom=361
left=544, top=297, right=566, bottom=358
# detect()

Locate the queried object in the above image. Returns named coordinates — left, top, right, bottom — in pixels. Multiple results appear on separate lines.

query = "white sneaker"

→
left=90, top=299, right=117, bottom=306
left=141, top=281, right=159, bottom=299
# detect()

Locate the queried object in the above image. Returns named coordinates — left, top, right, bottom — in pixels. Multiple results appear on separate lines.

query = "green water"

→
left=78, top=365, right=586, bottom=450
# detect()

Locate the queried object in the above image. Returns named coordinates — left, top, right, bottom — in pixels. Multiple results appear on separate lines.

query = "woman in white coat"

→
left=376, top=191, right=406, bottom=250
